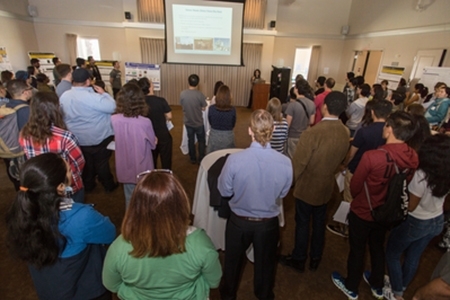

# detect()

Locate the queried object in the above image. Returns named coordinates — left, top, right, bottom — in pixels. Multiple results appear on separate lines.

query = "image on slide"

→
left=213, top=38, right=230, bottom=53
left=175, top=37, right=194, bottom=50
left=194, top=38, right=213, bottom=51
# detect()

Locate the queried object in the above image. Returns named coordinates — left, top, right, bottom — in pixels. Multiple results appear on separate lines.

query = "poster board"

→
left=419, top=67, right=450, bottom=90
left=376, top=65, right=405, bottom=90
left=125, top=62, right=161, bottom=91
left=28, top=52, right=56, bottom=83
left=0, top=47, right=12, bottom=72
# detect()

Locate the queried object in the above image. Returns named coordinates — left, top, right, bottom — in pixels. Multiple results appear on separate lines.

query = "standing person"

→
left=36, top=73, right=54, bottom=92
left=266, top=97, right=288, bottom=153
left=218, top=110, right=292, bottom=300
left=111, top=83, right=157, bottom=207
left=247, top=69, right=262, bottom=109
left=413, top=250, right=450, bottom=300
left=327, top=99, right=393, bottom=238
left=88, top=56, right=102, bottom=81
left=138, top=77, right=173, bottom=170
left=396, top=78, right=408, bottom=95
left=315, top=76, right=326, bottom=96
left=60, top=68, right=118, bottom=193
left=19, top=92, right=85, bottom=203
left=313, top=78, right=335, bottom=124
left=280, top=92, right=349, bottom=273
left=207, top=85, right=236, bottom=154
left=285, top=79, right=316, bottom=159
left=180, top=74, right=207, bottom=164
left=27, top=66, right=38, bottom=88
left=76, top=57, right=86, bottom=69
left=343, top=71, right=355, bottom=93
left=332, top=111, right=419, bottom=300
left=55, top=64, right=73, bottom=98
left=346, top=83, right=370, bottom=137
left=381, top=80, right=389, bottom=99
left=30, top=58, right=41, bottom=74
left=52, top=57, right=61, bottom=86
left=211, top=80, right=224, bottom=105
left=385, top=135, right=450, bottom=300
left=102, top=171, right=222, bottom=299
left=5, top=153, right=116, bottom=300
left=109, top=61, right=122, bottom=98
left=3, top=79, right=32, bottom=190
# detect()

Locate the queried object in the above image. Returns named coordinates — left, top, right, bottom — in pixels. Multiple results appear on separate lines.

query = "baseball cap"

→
left=72, top=68, right=91, bottom=83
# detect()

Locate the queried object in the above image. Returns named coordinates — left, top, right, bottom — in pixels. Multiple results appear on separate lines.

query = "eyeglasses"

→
left=136, top=169, right=173, bottom=180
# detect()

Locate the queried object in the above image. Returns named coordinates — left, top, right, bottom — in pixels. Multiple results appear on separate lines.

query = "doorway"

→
left=351, top=50, right=383, bottom=85
left=410, top=49, right=447, bottom=81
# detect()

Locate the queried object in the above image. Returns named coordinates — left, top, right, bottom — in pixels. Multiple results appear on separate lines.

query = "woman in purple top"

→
left=111, top=83, right=157, bottom=207
left=207, top=85, right=236, bottom=154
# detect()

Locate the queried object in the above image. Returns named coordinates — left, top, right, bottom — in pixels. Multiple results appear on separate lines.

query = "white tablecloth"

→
left=192, top=148, right=286, bottom=251
left=180, top=101, right=211, bottom=155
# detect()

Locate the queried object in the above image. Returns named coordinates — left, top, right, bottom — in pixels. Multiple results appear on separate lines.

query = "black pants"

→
left=221, top=212, right=279, bottom=300
left=3, top=158, right=20, bottom=191
left=80, top=136, right=115, bottom=192
left=152, top=134, right=172, bottom=169
left=112, top=88, right=120, bottom=99
left=345, top=211, right=387, bottom=292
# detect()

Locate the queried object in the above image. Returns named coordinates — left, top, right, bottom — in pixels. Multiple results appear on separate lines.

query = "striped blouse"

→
left=270, top=118, right=288, bottom=153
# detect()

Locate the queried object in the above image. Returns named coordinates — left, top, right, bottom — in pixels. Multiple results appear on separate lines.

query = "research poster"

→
left=0, top=47, right=12, bottom=72
left=124, top=62, right=161, bottom=91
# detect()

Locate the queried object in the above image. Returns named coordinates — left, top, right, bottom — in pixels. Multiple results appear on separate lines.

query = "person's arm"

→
left=413, top=277, right=450, bottom=300
left=218, top=158, right=234, bottom=197
left=408, top=192, right=422, bottom=212
left=80, top=206, right=116, bottom=244
left=405, top=93, right=419, bottom=106
left=342, top=145, right=358, bottom=168
left=427, top=101, right=450, bottom=124
left=102, top=240, right=122, bottom=293
left=90, top=93, right=116, bottom=114
left=145, top=121, right=157, bottom=149
left=292, top=130, right=314, bottom=182
left=309, top=114, right=315, bottom=125
left=63, top=133, right=86, bottom=180
left=350, top=151, right=371, bottom=198
left=196, top=231, right=222, bottom=288
left=231, top=108, right=236, bottom=128
left=165, top=112, right=172, bottom=121
left=286, top=114, right=293, bottom=128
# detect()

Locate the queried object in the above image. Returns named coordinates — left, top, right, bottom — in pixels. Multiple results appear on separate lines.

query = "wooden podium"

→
left=252, top=83, right=270, bottom=111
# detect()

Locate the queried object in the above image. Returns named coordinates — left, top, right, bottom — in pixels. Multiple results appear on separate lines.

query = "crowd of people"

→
left=1, top=60, right=450, bottom=300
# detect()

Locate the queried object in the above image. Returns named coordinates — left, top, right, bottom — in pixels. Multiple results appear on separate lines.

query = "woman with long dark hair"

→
left=247, top=69, right=262, bottom=108
left=102, top=170, right=222, bottom=299
left=19, top=91, right=86, bottom=203
left=207, top=85, right=236, bottom=154
left=6, top=153, right=116, bottom=300
left=112, top=83, right=157, bottom=206
left=385, top=135, right=450, bottom=300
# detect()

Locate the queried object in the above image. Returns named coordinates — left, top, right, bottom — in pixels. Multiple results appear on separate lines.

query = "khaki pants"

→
left=287, top=137, right=299, bottom=159
left=343, top=170, right=354, bottom=203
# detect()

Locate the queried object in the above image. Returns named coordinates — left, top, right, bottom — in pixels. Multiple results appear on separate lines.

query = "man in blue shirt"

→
left=60, top=68, right=117, bottom=193
left=218, top=109, right=292, bottom=300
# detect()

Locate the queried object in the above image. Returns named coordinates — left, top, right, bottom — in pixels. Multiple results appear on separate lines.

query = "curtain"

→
left=244, top=0, right=267, bottom=29
left=66, top=33, right=77, bottom=66
left=140, top=38, right=262, bottom=106
left=307, top=45, right=321, bottom=88
left=137, top=0, right=266, bottom=28
left=137, top=0, right=164, bottom=23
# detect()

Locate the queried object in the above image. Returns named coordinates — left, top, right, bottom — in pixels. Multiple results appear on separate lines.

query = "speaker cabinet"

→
left=124, top=12, right=132, bottom=20
left=269, top=66, right=291, bottom=101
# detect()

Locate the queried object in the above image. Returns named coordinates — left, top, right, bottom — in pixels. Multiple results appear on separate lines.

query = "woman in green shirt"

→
left=102, top=170, right=222, bottom=300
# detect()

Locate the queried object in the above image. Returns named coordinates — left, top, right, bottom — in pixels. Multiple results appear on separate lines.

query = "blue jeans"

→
left=123, top=183, right=136, bottom=208
left=186, top=125, right=206, bottom=162
left=292, top=198, right=327, bottom=261
left=386, top=214, right=444, bottom=296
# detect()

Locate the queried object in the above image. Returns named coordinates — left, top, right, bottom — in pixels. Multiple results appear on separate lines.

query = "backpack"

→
left=364, top=149, right=409, bottom=227
left=0, top=103, right=27, bottom=158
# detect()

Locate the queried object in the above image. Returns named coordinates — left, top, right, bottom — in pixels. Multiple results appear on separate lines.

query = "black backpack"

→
left=364, top=149, right=409, bottom=227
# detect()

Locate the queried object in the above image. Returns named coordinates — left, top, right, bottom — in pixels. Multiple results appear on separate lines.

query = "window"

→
left=292, top=48, right=312, bottom=81
left=77, top=37, right=101, bottom=60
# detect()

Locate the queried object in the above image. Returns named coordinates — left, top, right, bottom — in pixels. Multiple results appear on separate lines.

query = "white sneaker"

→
left=382, top=286, right=396, bottom=300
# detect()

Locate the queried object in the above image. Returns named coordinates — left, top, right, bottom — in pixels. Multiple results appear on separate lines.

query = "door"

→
left=410, top=49, right=447, bottom=81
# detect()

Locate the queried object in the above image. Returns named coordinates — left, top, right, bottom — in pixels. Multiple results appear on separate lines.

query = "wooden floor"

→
left=0, top=106, right=445, bottom=299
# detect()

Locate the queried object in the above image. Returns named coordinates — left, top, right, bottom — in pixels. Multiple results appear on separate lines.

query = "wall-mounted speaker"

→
left=27, top=5, right=38, bottom=17
left=270, top=20, right=276, bottom=28
left=341, top=25, right=350, bottom=35
left=124, top=12, right=132, bottom=20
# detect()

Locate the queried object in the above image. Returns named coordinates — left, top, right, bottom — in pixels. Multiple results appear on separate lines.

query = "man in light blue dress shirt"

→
left=60, top=68, right=117, bottom=193
left=218, top=109, right=292, bottom=300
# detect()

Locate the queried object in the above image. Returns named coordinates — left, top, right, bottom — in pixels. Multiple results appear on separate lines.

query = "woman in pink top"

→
left=111, top=83, right=157, bottom=207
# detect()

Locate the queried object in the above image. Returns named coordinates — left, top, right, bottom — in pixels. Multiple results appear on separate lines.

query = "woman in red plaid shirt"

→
left=19, top=91, right=86, bottom=203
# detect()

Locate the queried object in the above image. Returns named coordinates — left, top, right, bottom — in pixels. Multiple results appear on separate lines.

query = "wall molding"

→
left=1, top=9, right=448, bottom=40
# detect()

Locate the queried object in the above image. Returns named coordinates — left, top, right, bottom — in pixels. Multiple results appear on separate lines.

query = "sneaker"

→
left=327, top=224, right=349, bottom=238
left=279, top=255, right=305, bottom=273
left=331, top=272, right=358, bottom=300
left=383, top=285, right=397, bottom=300
left=363, top=271, right=383, bottom=299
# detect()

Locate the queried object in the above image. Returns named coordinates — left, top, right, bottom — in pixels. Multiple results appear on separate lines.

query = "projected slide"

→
left=173, top=5, right=232, bottom=55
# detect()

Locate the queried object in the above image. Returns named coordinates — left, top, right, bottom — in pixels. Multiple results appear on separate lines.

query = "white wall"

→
left=2, top=0, right=450, bottom=89
left=0, top=0, right=39, bottom=71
